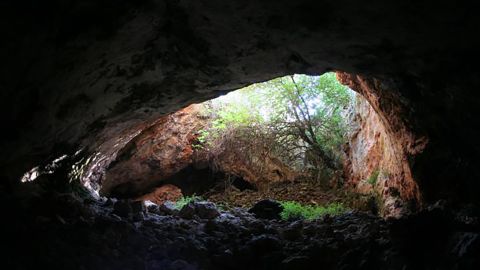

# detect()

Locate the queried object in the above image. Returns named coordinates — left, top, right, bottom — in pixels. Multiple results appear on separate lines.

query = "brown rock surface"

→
left=100, top=104, right=205, bottom=198
left=100, top=103, right=296, bottom=199
left=338, top=73, right=427, bottom=216
left=343, top=94, right=419, bottom=216
left=136, top=184, right=183, bottom=205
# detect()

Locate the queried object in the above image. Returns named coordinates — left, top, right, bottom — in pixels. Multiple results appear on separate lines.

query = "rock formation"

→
left=136, top=184, right=183, bottom=205
left=99, top=103, right=295, bottom=200
left=343, top=93, right=420, bottom=217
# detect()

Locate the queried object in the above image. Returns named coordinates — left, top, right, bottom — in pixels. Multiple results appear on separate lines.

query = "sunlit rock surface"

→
left=100, top=104, right=295, bottom=199
left=136, top=184, right=183, bottom=205
left=343, top=94, right=419, bottom=217
left=100, top=105, right=204, bottom=198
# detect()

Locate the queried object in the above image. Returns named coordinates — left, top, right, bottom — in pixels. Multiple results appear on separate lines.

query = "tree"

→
left=197, top=72, right=354, bottom=183
left=254, top=73, right=352, bottom=171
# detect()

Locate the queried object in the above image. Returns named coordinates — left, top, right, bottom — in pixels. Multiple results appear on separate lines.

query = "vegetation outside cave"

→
left=165, top=72, right=367, bottom=219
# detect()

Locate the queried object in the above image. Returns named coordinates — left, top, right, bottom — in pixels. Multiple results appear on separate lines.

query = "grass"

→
left=279, top=201, right=347, bottom=221
left=174, top=195, right=203, bottom=210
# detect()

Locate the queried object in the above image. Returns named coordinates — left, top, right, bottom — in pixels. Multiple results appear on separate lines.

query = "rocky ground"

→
left=1, top=181, right=480, bottom=270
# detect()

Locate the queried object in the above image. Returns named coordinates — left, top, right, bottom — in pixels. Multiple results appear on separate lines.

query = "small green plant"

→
left=174, top=195, right=203, bottom=210
left=279, top=201, right=347, bottom=220
left=192, top=130, right=210, bottom=149
left=197, top=130, right=209, bottom=143
left=367, top=169, right=380, bottom=186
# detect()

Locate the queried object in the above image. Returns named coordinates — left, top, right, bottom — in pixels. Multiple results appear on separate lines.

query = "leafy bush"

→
left=174, top=195, right=202, bottom=210
left=279, top=201, right=347, bottom=220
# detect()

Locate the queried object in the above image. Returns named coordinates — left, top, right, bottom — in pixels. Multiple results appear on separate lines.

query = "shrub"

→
left=279, top=201, right=347, bottom=220
left=174, top=195, right=202, bottom=210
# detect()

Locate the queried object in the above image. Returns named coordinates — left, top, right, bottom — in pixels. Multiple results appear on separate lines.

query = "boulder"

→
left=248, top=199, right=283, bottom=220
left=195, top=202, right=220, bottom=220
left=113, top=200, right=133, bottom=218
left=160, top=201, right=179, bottom=216
left=144, top=200, right=161, bottom=214
left=131, top=200, right=146, bottom=214
left=178, top=203, right=196, bottom=219
left=112, top=200, right=146, bottom=219
left=178, top=201, right=220, bottom=220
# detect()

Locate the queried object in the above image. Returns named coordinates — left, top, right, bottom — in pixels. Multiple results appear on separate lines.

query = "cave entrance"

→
left=108, top=72, right=369, bottom=219
left=19, top=72, right=387, bottom=219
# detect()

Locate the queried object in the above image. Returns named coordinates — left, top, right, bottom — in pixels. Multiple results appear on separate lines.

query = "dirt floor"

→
left=205, top=179, right=358, bottom=210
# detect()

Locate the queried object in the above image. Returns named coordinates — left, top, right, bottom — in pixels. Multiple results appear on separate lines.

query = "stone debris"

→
left=4, top=188, right=478, bottom=270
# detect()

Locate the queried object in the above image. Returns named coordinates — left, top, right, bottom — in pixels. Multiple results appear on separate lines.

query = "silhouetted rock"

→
left=249, top=199, right=283, bottom=220
left=159, top=201, right=179, bottom=216
left=113, top=200, right=133, bottom=218
left=3, top=185, right=480, bottom=270
left=178, top=202, right=196, bottom=219
left=195, top=202, right=220, bottom=220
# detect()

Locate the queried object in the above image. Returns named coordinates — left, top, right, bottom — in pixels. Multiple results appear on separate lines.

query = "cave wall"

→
left=338, top=70, right=480, bottom=207
left=100, top=103, right=295, bottom=199
left=2, top=0, right=480, bottom=208
left=100, top=104, right=204, bottom=198
left=343, top=94, right=421, bottom=217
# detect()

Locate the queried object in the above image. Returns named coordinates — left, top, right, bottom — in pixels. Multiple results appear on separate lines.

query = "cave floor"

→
left=2, top=184, right=480, bottom=270
left=205, top=179, right=344, bottom=209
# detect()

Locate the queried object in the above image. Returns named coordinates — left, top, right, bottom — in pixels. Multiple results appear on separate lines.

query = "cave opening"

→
left=19, top=72, right=390, bottom=220
left=122, top=72, right=362, bottom=218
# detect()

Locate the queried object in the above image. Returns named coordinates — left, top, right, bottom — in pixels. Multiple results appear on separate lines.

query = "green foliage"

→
left=174, top=195, right=203, bottom=210
left=193, top=129, right=210, bottom=149
left=279, top=201, right=347, bottom=220
left=198, top=72, right=354, bottom=174
left=367, top=169, right=380, bottom=186
left=197, top=130, right=209, bottom=143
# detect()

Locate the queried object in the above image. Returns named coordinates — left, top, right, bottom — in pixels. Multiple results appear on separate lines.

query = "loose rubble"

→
left=2, top=186, right=479, bottom=270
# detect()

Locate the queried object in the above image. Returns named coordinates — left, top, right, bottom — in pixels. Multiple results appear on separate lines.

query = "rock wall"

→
left=337, top=72, right=432, bottom=216
left=343, top=94, right=419, bottom=217
left=100, top=104, right=205, bottom=198
left=99, top=103, right=296, bottom=199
